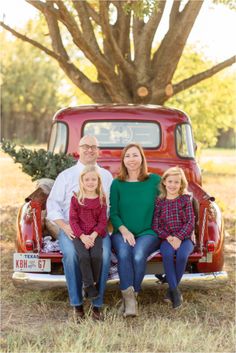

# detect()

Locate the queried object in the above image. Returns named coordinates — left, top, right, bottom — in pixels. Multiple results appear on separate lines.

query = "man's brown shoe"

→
left=92, top=307, right=104, bottom=321
left=73, top=305, right=85, bottom=322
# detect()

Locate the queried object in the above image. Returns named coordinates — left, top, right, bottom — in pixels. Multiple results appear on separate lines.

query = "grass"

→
left=201, top=161, right=235, bottom=176
left=201, top=148, right=236, bottom=157
left=0, top=148, right=235, bottom=353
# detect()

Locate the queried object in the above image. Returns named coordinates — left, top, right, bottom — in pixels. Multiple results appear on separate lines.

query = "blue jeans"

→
left=160, top=239, right=194, bottom=290
left=58, top=230, right=111, bottom=307
left=111, top=232, right=160, bottom=292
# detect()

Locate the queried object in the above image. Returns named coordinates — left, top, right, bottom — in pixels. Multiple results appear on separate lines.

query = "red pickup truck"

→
left=12, top=104, right=227, bottom=289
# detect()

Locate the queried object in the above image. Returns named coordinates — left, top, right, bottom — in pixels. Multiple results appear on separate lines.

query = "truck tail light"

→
left=25, top=240, right=34, bottom=252
left=207, top=241, right=215, bottom=253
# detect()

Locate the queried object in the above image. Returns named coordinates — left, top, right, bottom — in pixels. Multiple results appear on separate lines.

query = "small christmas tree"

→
left=1, top=140, right=76, bottom=181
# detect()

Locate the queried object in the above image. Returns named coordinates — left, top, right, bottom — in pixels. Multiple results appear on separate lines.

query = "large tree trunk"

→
left=0, top=0, right=235, bottom=104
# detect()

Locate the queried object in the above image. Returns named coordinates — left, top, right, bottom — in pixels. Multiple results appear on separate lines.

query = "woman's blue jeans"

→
left=160, top=239, right=194, bottom=290
left=58, top=230, right=111, bottom=307
left=111, top=232, right=160, bottom=292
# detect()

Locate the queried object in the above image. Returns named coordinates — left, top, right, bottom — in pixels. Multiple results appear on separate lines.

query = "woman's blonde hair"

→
left=77, top=165, right=106, bottom=205
left=159, top=166, right=189, bottom=198
left=117, top=143, right=149, bottom=181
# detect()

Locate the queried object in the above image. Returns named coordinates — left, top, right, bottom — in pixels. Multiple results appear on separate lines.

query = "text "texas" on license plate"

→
left=14, top=253, right=51, bottom=272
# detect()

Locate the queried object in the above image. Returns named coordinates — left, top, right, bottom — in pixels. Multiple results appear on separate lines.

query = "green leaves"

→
left=1, top=24, right=72, bottom=144
left=168, top=48, right=236, bottom=147
left=123, top=0, right=159, bottom=18
left=1, top=140, right=76, bottom=181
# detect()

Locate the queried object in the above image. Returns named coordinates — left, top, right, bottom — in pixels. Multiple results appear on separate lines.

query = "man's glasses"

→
left=79, top=144, right=98, bottom=151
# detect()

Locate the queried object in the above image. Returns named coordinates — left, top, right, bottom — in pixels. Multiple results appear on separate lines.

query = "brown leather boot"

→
left=170, top=287, right=183, bottom=309
left=92, top=307, right=104, bottom=321
left=163, top=289, right=172, bottom=304
left=73, top=305, right=85, bottom=323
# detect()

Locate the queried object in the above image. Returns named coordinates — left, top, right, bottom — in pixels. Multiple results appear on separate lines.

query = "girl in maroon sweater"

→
left=69, top=165, right=107, bottom=300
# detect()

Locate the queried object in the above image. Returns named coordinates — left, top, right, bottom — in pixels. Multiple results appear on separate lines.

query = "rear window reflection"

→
left=83, top=121, right=161, bottom=148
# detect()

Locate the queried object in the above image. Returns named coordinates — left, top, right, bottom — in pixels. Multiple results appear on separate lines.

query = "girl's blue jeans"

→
left=58, top=230, right=111, bottom=307
left=111, top=232, right=160, bottom=292
left=160, top=238, right=194, bottom=290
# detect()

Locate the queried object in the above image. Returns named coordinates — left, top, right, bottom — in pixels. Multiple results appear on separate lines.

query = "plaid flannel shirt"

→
left=152, top=194, right=194, bottom=241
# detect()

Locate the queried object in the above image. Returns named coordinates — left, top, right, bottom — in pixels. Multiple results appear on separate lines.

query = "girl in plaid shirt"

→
left=69, top=165, right=107, bottom=301
left=152, top=167, right=195, bottom=309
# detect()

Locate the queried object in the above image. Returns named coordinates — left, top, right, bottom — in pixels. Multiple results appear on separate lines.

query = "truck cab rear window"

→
left=48, top=122, right=67, bottom=154
left=176, top=123, right=195, bottom=158
left=83, top=121, right=161, bottom=148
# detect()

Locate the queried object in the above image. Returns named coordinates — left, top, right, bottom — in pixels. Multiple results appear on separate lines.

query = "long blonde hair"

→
left=77, top=165, right=106, bottom=206
left=159, top=166, right=189, bottom=198
left=117, top=143, right=149, bottom=181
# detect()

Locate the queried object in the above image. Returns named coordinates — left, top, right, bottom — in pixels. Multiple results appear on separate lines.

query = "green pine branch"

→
left=1, top=140, right=76, bottom=181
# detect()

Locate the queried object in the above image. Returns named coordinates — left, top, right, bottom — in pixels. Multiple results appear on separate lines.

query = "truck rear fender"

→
left=189, top=181, right=223, bottom=256
left=17, top=201, right=42, bottom=253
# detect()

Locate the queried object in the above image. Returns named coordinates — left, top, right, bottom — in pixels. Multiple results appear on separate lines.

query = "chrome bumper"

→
left=12, top=271, right=228, bottom=290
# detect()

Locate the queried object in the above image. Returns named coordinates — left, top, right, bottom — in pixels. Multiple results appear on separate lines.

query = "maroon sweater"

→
left=69, top=196, right=107, bottom=238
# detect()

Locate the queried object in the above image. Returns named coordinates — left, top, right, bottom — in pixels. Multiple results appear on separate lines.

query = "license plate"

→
left=13, top=253, right=51, bottom=272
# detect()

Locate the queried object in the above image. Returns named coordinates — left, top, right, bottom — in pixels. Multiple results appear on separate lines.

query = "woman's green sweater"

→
left=110, top=173, right=161, bottom=237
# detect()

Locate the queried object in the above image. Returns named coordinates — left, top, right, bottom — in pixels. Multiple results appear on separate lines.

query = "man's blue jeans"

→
left=111, top=232, right=160, bottom=292
left=160, top=239, right=194, bottom=290
left=58, top=230, right=111, bottom=307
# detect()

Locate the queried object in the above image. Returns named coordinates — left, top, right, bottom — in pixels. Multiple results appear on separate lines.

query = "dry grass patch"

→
left=0, top=151, right=35, bottom=207
left=2, top=298, right=235, bottom=353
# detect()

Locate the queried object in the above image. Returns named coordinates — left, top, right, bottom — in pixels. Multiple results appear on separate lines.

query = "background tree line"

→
left=1, top=1, right=235, bottom=147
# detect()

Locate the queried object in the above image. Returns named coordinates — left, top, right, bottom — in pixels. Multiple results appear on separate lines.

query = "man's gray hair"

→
left=79, top=135, right=99, bottom=146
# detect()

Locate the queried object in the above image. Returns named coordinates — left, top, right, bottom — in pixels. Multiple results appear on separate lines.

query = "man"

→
left=46, top=135, right=113, bottom=321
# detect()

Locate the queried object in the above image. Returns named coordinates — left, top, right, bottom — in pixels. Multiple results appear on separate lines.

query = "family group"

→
left=46, top=135, right=195, bottom=322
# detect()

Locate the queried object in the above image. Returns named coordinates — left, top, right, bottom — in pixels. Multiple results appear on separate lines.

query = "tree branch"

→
left=137, top=0, right=166, bottom=59
left=113, top=1, right=131, bottom=60
left=173, top=56, right=236, bottom=95
left=150, top=55, right=236, bottom=105
left=26, top=0, right=127, bottom=102
left=152, top=0, right=203, bottom=91
left=99, top=0, right=134, bottom=77
left=27, top=0, right=105, bottom=72
left=72, top=0, right=101, bottom=55
left=0, top=21, right=110, bottom=102
left=169, top=0, right=181, bottom=24
left=44, top=1, right=69, bottom=60
left=0, top=21, right=60, bottom=61
left=134, top=0, right=166, bottom=82
left=84, top=2, right=101, bottom=25
left=133, top=17, right=144, bottom=58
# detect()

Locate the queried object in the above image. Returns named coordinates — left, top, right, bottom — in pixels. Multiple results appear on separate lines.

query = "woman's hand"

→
left=80, top=234, right=94, bottom=249
left=167, top=236, right=181, bottom=250
left=119, top=226, right=136, bottom=247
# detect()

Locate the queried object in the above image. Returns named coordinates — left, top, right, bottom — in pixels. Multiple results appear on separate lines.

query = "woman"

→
left=110, top=143, right=161, bottom=317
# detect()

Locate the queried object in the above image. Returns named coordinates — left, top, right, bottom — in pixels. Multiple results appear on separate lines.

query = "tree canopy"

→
left=0, top=0, right=235, bottom=104
left=1, top=21, right=72, bottom=143
left=168, top=49, right=236, bottom=147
